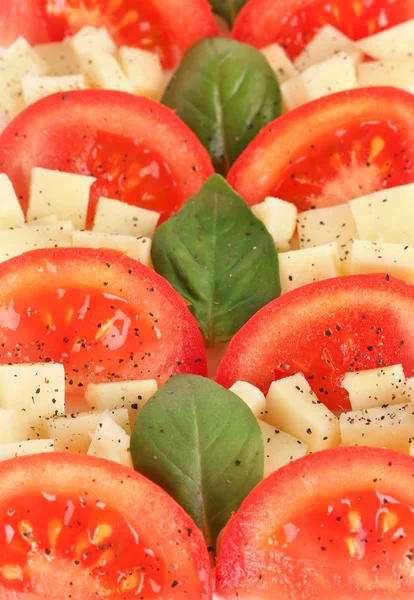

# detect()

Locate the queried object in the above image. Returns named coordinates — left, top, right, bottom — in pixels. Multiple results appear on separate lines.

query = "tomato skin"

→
left=0, top=90, right=214, bottom=222
left=0, top=452, right=212, bottom=599
left=216, top=446, right=414, bottom=599
left=226, top=87, right=414, bottom=209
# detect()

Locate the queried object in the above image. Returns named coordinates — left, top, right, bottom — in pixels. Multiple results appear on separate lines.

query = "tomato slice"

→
left=0, top=247, right=206, bottom=393
left=0, top=90, right=214, bottom=227
left=216, top=274, right=414, bottom=412
left=232, top=0, right=414, bottom=60
left=227, top=88, right=414, bottom=212
left=0, top=452, right=212, bottom=599
left=216, top=446, right=414, bottom=599
left=0, top=0, right=218, bottom=69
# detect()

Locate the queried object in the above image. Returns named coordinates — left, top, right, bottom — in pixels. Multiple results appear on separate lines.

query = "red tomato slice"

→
left=216, top=446, right=414, bottom=599
left=233, top=0, right=414, bottom=60
left=0, top=0, right=218, bottom=69
left=227, top=87, right=414, bottom=212
left=0, top=452, right=212, bottom=599
left=216, top=274, right=414, bottom=412
left=0, top=247, right=206, bottom=393
left=0, top=90, right=214, bottom=227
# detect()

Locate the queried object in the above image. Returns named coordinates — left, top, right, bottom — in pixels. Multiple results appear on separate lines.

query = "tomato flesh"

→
left=273, top=119, right=411, bottom=212
left=0, top=491, right=164, bottom=596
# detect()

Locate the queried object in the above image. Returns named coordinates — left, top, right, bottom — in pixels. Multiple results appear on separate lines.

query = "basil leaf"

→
left=130, top=374, right=264, bottom=550
left=209, top=0, right=248, bottom=25
left=151, top=175, right=281, bottom=346
left=162, top=37, right=281, bottom=175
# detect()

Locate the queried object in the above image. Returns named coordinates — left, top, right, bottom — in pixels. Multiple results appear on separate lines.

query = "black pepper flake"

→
left=171, top=581, right=179, bottom=588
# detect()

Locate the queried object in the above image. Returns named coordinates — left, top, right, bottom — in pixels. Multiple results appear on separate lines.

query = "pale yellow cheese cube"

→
left=342, top=364, right=406, bottom=411
left=88, top=413, right=132, bottom=468
left=71, top=230, right=152, bottom=266
left=349, top=183, right=414, bottom=246
left=0, top=174, right=25, bottom=228
left=118, top=46, right=164, bottom=99
left=229, top=381, right=266, bottom=420
left=28, top=167, right=95, bottom=229
left=357, top=20, right=414, bottom=60
left=259, top=421, right=307, bottom=477
left=26, top=215, right=58, bottom=227
left=357, top=61, right=414, bottom=93
left=261, top=43, right=299, bottom=83
left=404, top=377, right=414, bottom=402
left=0, top=222, right=73, bottom=262
left=295, top=25, right=363, bottom=71
left=93, top=197, right=160, bottom=237
left=85, top=379, right=157, bottom=427
left=0, top=439, right=54, bottom=461
left=251, top=196, right=297, bottom=252
left=71, top=27, right=116, bottom=56
left=266, top=373, right=340, bottom=452
left=340, top=403, right=414, bottom=452
left=301, top=52, right=358, bottom=103
left=349, top=239, right=414, bottom=283
left=0, top=409, right=32, bottom=444
left=279, top=244, right=340, bottom=294
left=280, top=74, right=308, bottom=111
left=78, top=52, right=134, bottom=92
left=34, top=41, right=80, bottom=76
left=22, top=74, right=86, bottom=107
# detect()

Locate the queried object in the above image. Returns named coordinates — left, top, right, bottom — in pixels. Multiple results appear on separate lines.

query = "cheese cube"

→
left=295, top=25, right=363, bottom=71
left=78, top=52, right=134, bottom=92
left=71, top=27, right=116, bottom=56
left=340, top=403, right=414, bottom=452
left=404, top=377, right=414, bottom=402
left=301, top=52, right=358, bottom=103
left=85, top=380, right=157, bottom=426
left=34, top=41, right=80, bottom=76
left=0, top=174, right=25, bottom=228
left=71, top=230, right=152, bottom=266
left=47, top=408, right=131, bottom=453
left=349, top=240, right=414, bottom=283
left=261, top=43, right=299, bottom=83
left=118, top=46, right=164, bottom=99
left=0, top=363, right=65, bottom=438
left=266, top=373, right=340, bottom=452
left=357, top=20, right=414, bottom=61
left=28, top=167, right=95, bottom=229
left=279, top=244, right=340, bottom=294
left=88, top=413, right=132, bottom=468
left=349, top=183, right=414, bottom=246
left=229, top=382, right=266, bottom=420
left=357, top=61, right=414, bottom=93
left=93, top=197, right=160, bottom=237
left=0, top=439, right=54, bottom=461
left=297, top=203, right=358, bottom=266
left=281, top=74, right=308, bottom=111
left=26, top=215, right=58, bottom=227
left=0, top=37, right=49, bottom=116
left=0, top=110, right=8, bottom=134
left=0, top=222, right=73, bottom=262
left=251, top=196, right=297, bottom=252
left=259, top=421, right=308, bottom=477
left=22, top=74, right=86, bottom=107
left=0, top=409, right=32, bottom=444
left=342, top=364, right=406, bottom=411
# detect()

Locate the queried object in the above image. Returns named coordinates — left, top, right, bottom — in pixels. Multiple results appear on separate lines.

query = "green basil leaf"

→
left=130, top=374, right=264, bottom=550
left=162, top=37, right=281, bottom=175
left=151, top=175, right=281, bottom=346
left=210, top=0, right=248, bottom=25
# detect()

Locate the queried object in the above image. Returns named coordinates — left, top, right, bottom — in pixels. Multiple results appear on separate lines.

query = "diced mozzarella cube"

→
left=0, top=409, right=32, bottom=444
left=266, top=373, right=340, bottom=452
left=26, top=215, right=58, bottom=227
left=349, top=183, right=414, bottom=246
left=0, top=439, right=54, bottom=461
left=342, top=365, right=406, bottom=411
left=295, top=25, right=363, bottom=71
left=340, top=403, right=414, bottom=452
left=259, top=421, right=308, bottom=477
left=404, top=377, right=414, bottom=402
left=78, top=52, right=134, bottom=92
left=28, top=167, right=95, bottom=229
left=261, top=43, right=299, bottom=83
left=34, top=41, right=80, bottom=76
left=0, top=174, right=25, bottom=228
left=87, top=413, right=132, bottom=468
left=71, top=230, right=152, bottom=266
left=279, top=244, right=340, bottom=294
left=46, top=408, right=131, bottom=453
left=357, top=61, right=414, bottom=93
left=357, top=20, right=414, bottom=61
left=349, top=240, right=414, bottom=283
left=301, top=52, right=358, bottom=103
left=22, top=74, right=86, bottom=107
left=229, top=382, right=266, bottom=420
left=281, top=74, right=308, bottom=111
left=93, top=197, right=160, bottom=237
left=85, top=380, right=157, bottom=427
left=0, top=222, right=73, bottom=262
left=251, top=196, right=297, bottom=252
left=71, top=27, right=116, bottom=56
left=118, top=46, right=164, bottom=99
